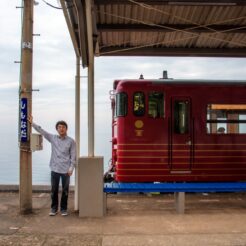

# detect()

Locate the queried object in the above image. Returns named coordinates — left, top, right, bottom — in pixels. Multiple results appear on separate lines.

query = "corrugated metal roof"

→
left=63, top=0, right=246, bottom=67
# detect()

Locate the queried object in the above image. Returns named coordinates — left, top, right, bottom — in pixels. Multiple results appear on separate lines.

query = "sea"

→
left=0, top=124, right=111, bottom=185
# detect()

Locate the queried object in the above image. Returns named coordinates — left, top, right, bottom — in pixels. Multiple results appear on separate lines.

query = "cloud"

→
left=0, top=82, right=19, bottom=90
left=96, top=57, right=246, bottom=81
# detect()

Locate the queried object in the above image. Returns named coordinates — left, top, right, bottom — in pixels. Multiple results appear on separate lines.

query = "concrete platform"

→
left=1, top=191, right=246, bottom=245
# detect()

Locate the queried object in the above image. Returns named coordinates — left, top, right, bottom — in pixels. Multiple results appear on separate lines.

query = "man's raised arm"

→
left=28, top=115, right=53, bottom=142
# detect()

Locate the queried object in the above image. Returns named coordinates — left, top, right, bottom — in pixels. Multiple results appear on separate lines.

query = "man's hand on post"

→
left=27, top=115, right=33, bottom=124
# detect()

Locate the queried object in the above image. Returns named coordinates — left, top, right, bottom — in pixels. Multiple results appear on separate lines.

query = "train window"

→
left=207, top=104, right=246, bottom=134
left=116, top=92, right=127, bottom=117
left=133, top=92, right=145, bottom=116
left=174, top=101, right=189, bottom=134
left=148, top=92, right=164, bottom=118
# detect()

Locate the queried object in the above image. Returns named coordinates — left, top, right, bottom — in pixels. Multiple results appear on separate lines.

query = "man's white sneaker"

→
left=49, top=209, right=57, bottom=216
left=61, top=210, right=68, bottom=216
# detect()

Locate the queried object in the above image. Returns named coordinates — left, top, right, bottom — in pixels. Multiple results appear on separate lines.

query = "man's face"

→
left=57, top=124, right=67, bottom=137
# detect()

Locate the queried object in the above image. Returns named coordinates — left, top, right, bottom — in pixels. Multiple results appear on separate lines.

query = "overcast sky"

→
left=1, top=1, right=246, bottom=183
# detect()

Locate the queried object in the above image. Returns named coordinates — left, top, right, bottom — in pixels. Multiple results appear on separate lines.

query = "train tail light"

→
left=112, top=137, right=117, bottom=145
left=113, top=149, right=117, bottom=162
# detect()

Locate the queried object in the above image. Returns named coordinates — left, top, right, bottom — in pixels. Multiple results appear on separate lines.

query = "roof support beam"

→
left=97, top=24, right=246, bottom=34
left=99, top=47, right=246, bottom=57
left=73, top=0, right=89, bottom=67
left=94, top=0, right=246, bottom=6
left=61, top=0, right=80, bottom=57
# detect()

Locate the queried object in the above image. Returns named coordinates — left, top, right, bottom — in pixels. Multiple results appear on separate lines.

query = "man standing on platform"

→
left=28, top=116, right=76, bottom=216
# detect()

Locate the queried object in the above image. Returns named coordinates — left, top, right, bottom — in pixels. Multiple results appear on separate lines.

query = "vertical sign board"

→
left=20, top=98, right=28, bottom=142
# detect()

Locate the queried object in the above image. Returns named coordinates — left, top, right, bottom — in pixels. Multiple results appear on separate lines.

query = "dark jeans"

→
left=51, top=171, right=70, bottom=211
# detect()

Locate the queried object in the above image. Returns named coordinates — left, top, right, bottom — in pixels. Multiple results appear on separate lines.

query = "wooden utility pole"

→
left=19, top=0, right=33, bottom=214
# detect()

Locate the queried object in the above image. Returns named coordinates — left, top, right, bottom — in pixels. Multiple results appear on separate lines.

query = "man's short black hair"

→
left=56, top=120, right=68, bottom=130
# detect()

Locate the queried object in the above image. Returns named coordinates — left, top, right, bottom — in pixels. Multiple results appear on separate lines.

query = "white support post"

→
left=88, top=58, right=94, bottom=157
left=74, top=56, right=80, bottom=211
left=77, top=0, right=105, bottom=217
left=61, top=0, right=81, bottom=211
left=85, top=0, right=94, bottom=157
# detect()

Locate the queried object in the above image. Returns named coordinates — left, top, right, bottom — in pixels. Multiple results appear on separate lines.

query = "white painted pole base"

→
left=174, top=192, right=185, bottom=214
left=78, top=156, right=106, bottom=217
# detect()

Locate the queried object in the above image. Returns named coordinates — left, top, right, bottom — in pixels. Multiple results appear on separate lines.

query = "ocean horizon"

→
left=0, top=121, right=111, bottom=185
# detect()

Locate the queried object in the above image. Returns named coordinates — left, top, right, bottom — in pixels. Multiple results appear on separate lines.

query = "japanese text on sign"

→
left=20, top=98, right=28, bottom=142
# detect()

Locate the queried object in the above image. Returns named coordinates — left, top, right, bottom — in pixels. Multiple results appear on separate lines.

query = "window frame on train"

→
left=133, top=91, right=145, bottom=117
left=115, top=92, right=128, bottom=117
left=148, top=91, right=165, bottom=118
left=206, top=104, right=246, bottom=134
left=174, top=100, right=190, bottom=134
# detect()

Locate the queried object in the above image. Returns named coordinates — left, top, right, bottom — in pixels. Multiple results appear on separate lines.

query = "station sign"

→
left=20, top=98, right=28, bottom=142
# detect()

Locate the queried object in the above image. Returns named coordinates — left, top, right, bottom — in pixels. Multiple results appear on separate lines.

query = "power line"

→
left=41, top=0, right=74, bottom=10
left=41, top=0, right=62, bottom=9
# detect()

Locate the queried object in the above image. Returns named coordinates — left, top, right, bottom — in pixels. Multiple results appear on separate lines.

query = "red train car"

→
left=109, top=77, right=246, bottom=182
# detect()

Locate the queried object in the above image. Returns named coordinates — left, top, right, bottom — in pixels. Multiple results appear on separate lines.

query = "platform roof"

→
left=62, top=0, right=246, bottom=67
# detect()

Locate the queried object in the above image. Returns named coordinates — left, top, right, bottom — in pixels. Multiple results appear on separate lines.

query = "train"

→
left=105, top=73, right=246, bottom=183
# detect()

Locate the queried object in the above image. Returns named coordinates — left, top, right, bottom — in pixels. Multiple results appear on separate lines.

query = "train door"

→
left=170, top=97, right=192, bottom=171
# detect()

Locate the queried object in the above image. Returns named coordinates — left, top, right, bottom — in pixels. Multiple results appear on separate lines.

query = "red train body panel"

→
left=110, top=79, right=246, bottom=182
